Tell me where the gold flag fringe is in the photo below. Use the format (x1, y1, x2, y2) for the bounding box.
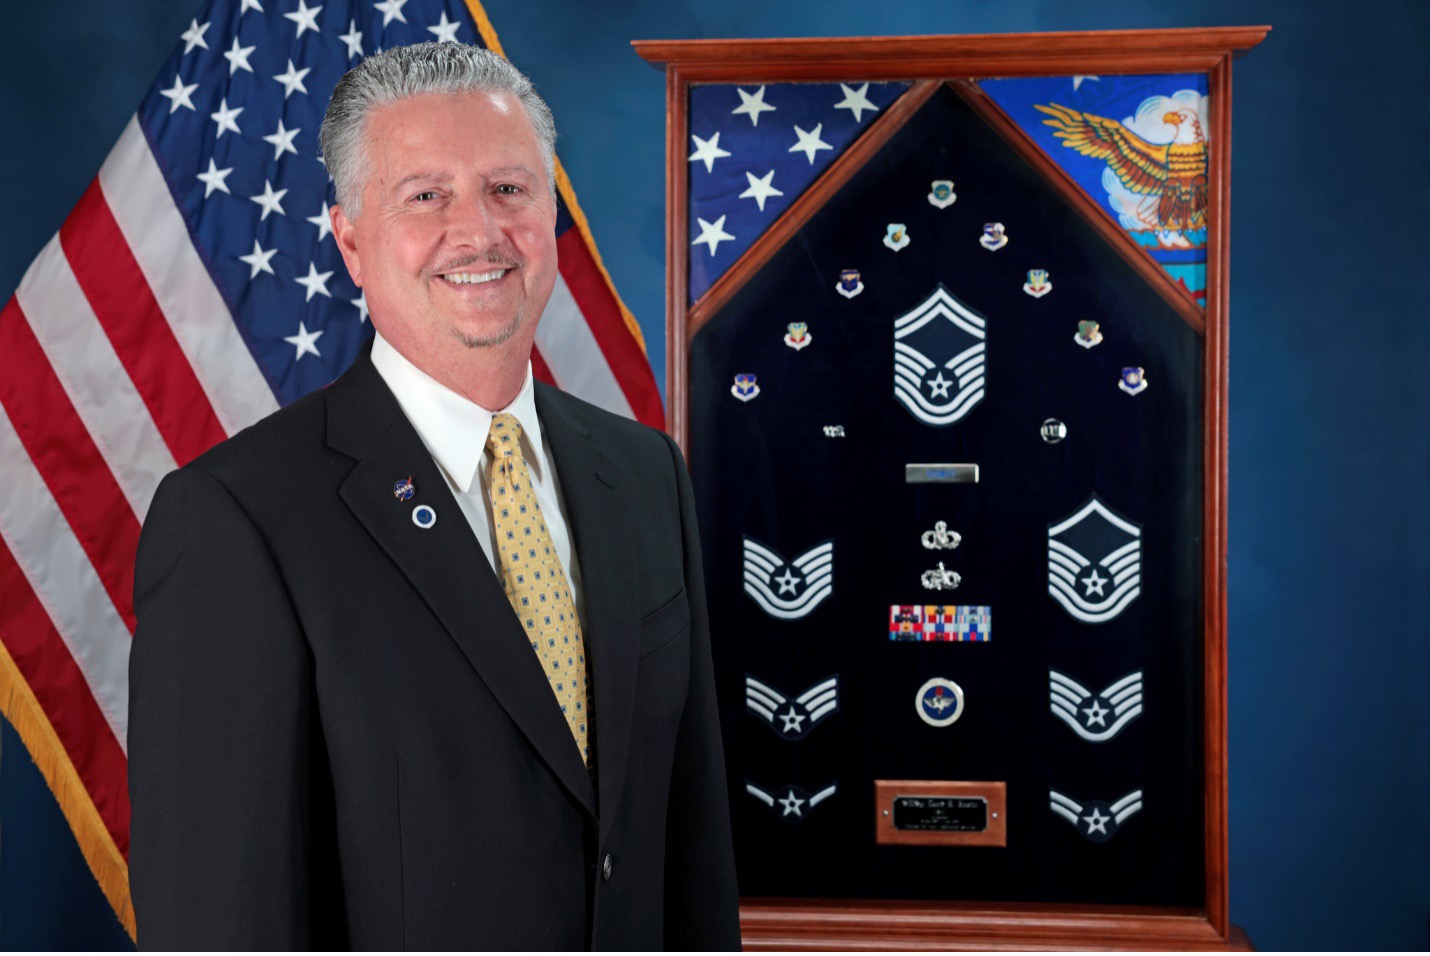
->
(0, 638, 135, 940)
(462, 0, 650, 354)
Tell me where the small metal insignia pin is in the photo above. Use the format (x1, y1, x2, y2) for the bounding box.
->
(393, 476, 416, 501)
(980, 222, 1009, 251)
(927, 179, 957, 209)
(921, 561, 961, 591)
(920, 521, 961, 550)
(1118, 367, 1148, 396)
(731, 373, 761, 402)
(1023, 268, 1052, 297)
(1075, 320, 1103, 348)
(411, 504, 437, 529)
(836, 268, 864, 298)
(883, 223, 911, 252)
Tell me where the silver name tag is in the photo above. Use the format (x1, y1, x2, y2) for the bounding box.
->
(905, 463, 979, 484)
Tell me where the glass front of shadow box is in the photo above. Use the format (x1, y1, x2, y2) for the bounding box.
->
(687, 79, 1208, 907)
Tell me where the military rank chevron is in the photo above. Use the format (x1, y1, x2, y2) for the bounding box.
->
(745, 675, 839, 741)
(1049, 788, 1144, 843)
(1047, 496, 1143, 624)
(1049, 669, 1144, 742)
(893, 285, 987, 427)
(742, 537, 834, 620)
(744, 781, 838, 821)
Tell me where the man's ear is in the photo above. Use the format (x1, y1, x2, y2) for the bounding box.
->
(332, 203, 362, 287)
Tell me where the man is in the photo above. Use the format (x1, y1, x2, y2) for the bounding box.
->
(128, 42, 740, 950)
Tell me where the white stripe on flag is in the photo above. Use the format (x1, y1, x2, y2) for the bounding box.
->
(535, 273, 635, 419)
(15, 235, 176, 520)
(0, 402, 131, 752)
(99, 116, 279, 435)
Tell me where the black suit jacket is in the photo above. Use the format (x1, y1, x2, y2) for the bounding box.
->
(128, 347, 740, 950)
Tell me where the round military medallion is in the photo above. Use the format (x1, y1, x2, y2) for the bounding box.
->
(916, 677, 965, 727)
(1041, 418, 1067, 443)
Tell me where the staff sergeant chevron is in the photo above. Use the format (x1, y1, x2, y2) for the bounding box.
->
(742, 537, 834, 620)
(1049, 669, 1144, 742)
(1049, 788, 1144, 842)
(893, 284, 988, 427)
(744, 780, 838, 820)
(1047, 495, 1142, 624)
(745, 674, 840, 741)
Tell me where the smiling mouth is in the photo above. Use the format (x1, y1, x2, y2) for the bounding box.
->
(439, 268, 510, 286)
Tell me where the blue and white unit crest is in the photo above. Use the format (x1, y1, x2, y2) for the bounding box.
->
(1047, 496, 1142, 624)
(916, 677, 966, 727)
(1049, 789, 1143, 843)
(745, 674, 839, 740)
(1049, 669, 1144, 742)
(893, 284, 988, 427)
(742, 537, 834, 620)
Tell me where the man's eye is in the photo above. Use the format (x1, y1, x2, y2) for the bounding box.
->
(495, 184, 521, 195)
(414, 191, 439, 202)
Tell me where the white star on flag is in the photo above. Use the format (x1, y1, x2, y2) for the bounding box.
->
(250, 180, 289, 220)
(427, 11, 461, 42)
(284, 1, 323, 36)
(159, 74, 198, 113)
(691, 215, 735, 256)
(180, 19, 210, 54)
(295, 263, 335, 301)
(210, 98, 243, 138)
(732, 86, 776, 126)
(1072, 76, 1101, 91)
(284, 321, 324, 360)
(238, 240, 278, 278)
(239, 0, 264, 11)
(833, 82, 879, 123)
(307, 202, 334, 241)
(223, 36, 256, 75)
(688, 132, 731, 174)
(374, 0, 409, 26)
(274, 59, 312, 98)
(738, 170, 783, 212)
(788, 123, 832, 164)
(351, 291, 369, 323)
(339, 20, 363, 58)
(263, 120, 302, 161)
(196, 159, 233, 198)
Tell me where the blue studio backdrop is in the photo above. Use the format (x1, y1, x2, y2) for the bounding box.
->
(0, 0, 1426, 949)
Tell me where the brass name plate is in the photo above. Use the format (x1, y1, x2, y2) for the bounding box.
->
(905, 463, 979, 484)
(875, 780, 1007, 847)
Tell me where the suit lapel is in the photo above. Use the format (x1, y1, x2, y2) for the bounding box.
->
(327, 353, 595, 817)
(536, 386, 640, 838)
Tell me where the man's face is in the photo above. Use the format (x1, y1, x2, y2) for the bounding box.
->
(332, 89, 558, 360)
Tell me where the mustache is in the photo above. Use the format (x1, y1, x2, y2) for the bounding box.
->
(427, 251, 522, 275)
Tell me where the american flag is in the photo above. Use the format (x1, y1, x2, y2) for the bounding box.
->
(0, 0, 662, 936)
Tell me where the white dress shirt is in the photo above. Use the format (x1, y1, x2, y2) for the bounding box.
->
(370, 333, 585, 628)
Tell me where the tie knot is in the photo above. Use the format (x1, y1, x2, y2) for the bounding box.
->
(487, 413, 523, 456)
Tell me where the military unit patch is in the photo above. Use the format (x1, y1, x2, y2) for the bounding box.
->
(888, 605, 991, 642)
(916, 677, 966, 726)
(784, 322, 812, 350)
(883, 222, 911, 252)
(980, 222, 1008, 250)
(1119, 366, 1148, 396)
(927, 179, 957, 208)
(745, 674, 840, 741)
(893, 285, 987, 427)
(1047, 496, 1142, 624)
(1049, 669, 1144, 742)
(745, 780, 838, 820)
(1076, 320, 1103, 348)
(1049, 788, 1143, 842)
(731, 373, 761, 402)
(742, 537, 834, 620)
(1023, 269, 1052, 298)
(836, 268, 864, 298)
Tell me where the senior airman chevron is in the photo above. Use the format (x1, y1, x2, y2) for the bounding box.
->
(744, 674, 839, 741)
(893, 285, 987, 427)
(742, 537, 834, 620)
(744, 781, 838, 820)
(1049, 788, 1144, 843)
(888, 605, 991, 641)
(1049, 669, 1144, 742)
(1047, 496, 1143, 624)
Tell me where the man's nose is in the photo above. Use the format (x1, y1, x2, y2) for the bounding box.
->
(449, 192, 503, 249)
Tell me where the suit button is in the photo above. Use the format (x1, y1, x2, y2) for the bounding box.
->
(602, 854, 613, 881)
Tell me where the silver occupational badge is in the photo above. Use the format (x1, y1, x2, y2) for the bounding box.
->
(893, 285, 987, 427)
(745, 674, 839, 741)
(1049, 789, 1143, 842)
(822, 425, 846, 437)
(921, 521, 961, 550)
(1047, 496, 1142, 624)
(742, 537, 834, 620)
(921, 561, 961, 591)
(745, 781, 838, 820)
(1049, 669, 1144, 742)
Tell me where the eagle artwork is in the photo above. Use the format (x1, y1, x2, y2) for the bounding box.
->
(1035, 100, 1208, 249)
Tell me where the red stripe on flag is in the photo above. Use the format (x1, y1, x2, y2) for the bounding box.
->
(0, 299, 141, 632)
(0, 532, 130, 856)
(59, 179, 228, 465)
(529, 344, 554, 387)
(555, 229, 665, 428)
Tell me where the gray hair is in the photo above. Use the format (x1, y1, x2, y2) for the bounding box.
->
(319, 42, 557, 214)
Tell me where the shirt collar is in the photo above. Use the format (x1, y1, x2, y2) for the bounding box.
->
(370, 332, 545, 493)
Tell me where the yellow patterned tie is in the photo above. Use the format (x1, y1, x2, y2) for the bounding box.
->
(485, 413, 593, 766)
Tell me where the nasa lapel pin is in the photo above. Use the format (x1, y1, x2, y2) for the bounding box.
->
(411, 504, 437, 529)
(927, 179, 957, 209)
(1023, 269, 1052, 298)
(1119, 367, 1148, 396)
(883, 223, 911, 252)
(980, 222, 1008, 251)
(836, 268, 864, 298)
(393, 476, 416, 501)
(1076, 320, 1103, 349)
(731, 373, 761, 402)
(784, 322, 812, 350)
(916, 677, 965, 727)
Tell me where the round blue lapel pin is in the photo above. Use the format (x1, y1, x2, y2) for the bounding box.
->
(411, 504, 436, 529)
(393, 476, 416, 501)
